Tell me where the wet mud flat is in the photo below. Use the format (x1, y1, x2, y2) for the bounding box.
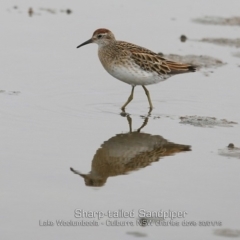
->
(192, 16, 240, 26)
(7, 5, 72, 16)
(0, 90, 20, 95)
(179, 116, 237, 128)
(218, 143, 240, 159)
(200, 38, 240, 48)
(214, 228, 240, 237)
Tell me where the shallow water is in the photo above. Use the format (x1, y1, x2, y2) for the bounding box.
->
(1, 0, 240, 239)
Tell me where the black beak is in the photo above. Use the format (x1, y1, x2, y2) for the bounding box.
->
(77, 39, 92, 48)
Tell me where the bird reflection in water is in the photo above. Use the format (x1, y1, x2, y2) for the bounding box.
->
(70, 115, 191, 187)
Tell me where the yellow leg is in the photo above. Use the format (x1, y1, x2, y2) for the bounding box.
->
(142, 85, 153, 111)
(137, 117, 149, 132)
(126, 115, 132, 132)
(121, 86, 135, 111)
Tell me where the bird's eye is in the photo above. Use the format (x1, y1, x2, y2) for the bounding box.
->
(97, 34, 102, 39)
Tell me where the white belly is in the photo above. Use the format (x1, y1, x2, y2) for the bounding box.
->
(105, 64, 170, 86)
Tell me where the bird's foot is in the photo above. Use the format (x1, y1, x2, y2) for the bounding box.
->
(120, 108, 130, 117)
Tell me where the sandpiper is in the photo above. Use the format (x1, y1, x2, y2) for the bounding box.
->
(77, 28, 196, 111)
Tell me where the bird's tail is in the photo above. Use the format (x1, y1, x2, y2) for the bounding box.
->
(166, 60, 196, 74)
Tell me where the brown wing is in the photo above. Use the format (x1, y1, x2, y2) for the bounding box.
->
(117, 41, 196, 75)
(164, 59, 196, 74)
